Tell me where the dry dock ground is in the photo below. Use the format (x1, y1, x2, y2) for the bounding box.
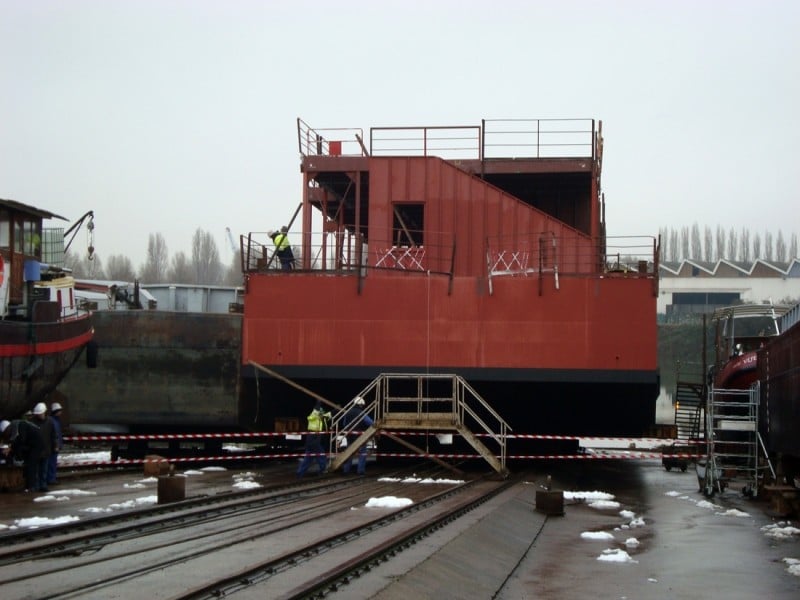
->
(0, 458, 798, 599)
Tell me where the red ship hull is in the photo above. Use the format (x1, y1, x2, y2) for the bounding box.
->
(244, 274, 655, 373)
(1, 314, 93, 417)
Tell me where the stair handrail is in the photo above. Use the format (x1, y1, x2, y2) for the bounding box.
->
(331, 373, 510, 470)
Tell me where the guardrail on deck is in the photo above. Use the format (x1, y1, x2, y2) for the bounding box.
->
(298, 118, 597, 161)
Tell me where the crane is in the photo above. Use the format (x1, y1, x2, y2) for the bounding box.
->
(225, 227, 237, 254)
(64, 210, 95, 260)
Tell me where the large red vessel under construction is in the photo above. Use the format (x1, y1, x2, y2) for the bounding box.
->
(240, 118, 659, 442)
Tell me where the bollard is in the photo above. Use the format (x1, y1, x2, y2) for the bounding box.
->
(0, 466, 25, 492)
(143, 455, 173, 477)
(535, 489, 564, 516)
(157, 474, 186, 504)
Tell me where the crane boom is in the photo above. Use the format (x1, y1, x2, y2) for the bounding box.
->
(225, 227, 237, 253)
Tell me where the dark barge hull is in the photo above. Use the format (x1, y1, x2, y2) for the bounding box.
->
(241, 367, 657, 439)
(58, 310, 242, 431)
(758, 317, 800, 460)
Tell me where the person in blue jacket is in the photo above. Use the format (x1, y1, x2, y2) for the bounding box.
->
(341, 397, 375, 476)
(47, 402, 64, 485)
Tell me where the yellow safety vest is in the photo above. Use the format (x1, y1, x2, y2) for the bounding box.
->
(274, 233, 290, 251)
(307, 409, 329, 432)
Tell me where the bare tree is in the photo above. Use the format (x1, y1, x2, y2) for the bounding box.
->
(763, 230, 774, 261)
(680, 226, 689, 261)
(139, 233, 169, 283)
(669, 229, 679, 261)
(658, 224, 799, 263)
(715, 225, 726, 261)
(726, 227, 738, 261)
(223, 250, 244, 286)
(775, 230, 787, 262)
(66, 250, 105, 279)
(168, 251, 194, 283)
(690, 223, 701, 259)
(105, 254, 136, 281)
(740, 227, 751, 262)
(658, 227, 668, 262)
(190, 228, 223, 285)
(703, 225, 713, 261)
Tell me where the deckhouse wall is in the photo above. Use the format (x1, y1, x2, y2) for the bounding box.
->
(366, 156, 595, 277)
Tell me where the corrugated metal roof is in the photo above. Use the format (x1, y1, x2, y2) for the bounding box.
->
(0, 198, 67, 221)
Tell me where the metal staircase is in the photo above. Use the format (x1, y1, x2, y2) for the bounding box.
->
(700, 383, 774, 498)
(328, 373, 510, 476)
(674, 380, 705, 443)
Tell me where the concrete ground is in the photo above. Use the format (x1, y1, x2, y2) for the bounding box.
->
(0, 459, 798, 599)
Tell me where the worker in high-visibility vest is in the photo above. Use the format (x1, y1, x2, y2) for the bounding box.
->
(297, 402, 331, 477)
(269, 226, 295, 270)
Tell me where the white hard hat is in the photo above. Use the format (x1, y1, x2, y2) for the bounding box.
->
(51, 402, 63, 413)
(0, 420, 9, 434)
(33, 402, 47, 415)
(353, 396, 365, 406)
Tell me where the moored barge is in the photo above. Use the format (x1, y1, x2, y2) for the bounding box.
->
(239, 118, 660, 439)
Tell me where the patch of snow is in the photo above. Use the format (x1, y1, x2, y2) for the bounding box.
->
(597, 548, 638, 564)
(15, 515, 80, 529)
(365, 496, 413, 508)
(233, 480, 261, 489)
(581, 531, 615, 541)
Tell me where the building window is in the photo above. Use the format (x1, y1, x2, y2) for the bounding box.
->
(392, 203, 424, 246)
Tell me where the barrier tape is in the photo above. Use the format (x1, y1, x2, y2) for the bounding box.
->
(60, 450, 700, 468)
(64, 431, 679, 444)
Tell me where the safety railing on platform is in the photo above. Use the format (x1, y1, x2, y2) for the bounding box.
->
(242, 230, 455, 276)
(298, 118, 597, 161)
(482, 118, 596, 159)
(242, 229, 657, 286)
(370, 125, 481, 159)
(297, 117, 365, 157)
(486, 233, 657, 285)
(604, 236, 659, 275)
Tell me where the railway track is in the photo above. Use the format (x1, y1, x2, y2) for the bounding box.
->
(0, 466, 518, 599)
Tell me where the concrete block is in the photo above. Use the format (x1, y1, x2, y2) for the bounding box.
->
(157, 475, 186, 504)
(0, 466, 25, 492)
(535, 489, 564, 516)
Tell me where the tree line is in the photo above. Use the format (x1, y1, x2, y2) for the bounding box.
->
(67, 229, 243, 286)
(659, 225, 799, 263)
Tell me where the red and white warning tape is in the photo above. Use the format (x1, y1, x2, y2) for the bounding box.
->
(61, 450, 699, 468)
(64, 431, 677, 443)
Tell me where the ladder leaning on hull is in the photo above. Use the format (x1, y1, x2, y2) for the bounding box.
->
(328, 373, 511, 477)
(699, 383, 775, 498)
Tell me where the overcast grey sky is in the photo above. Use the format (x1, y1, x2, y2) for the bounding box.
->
(2, 0, 798, 268)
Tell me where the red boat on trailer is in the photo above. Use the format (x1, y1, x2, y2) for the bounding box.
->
(239, 118, 659, 444)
